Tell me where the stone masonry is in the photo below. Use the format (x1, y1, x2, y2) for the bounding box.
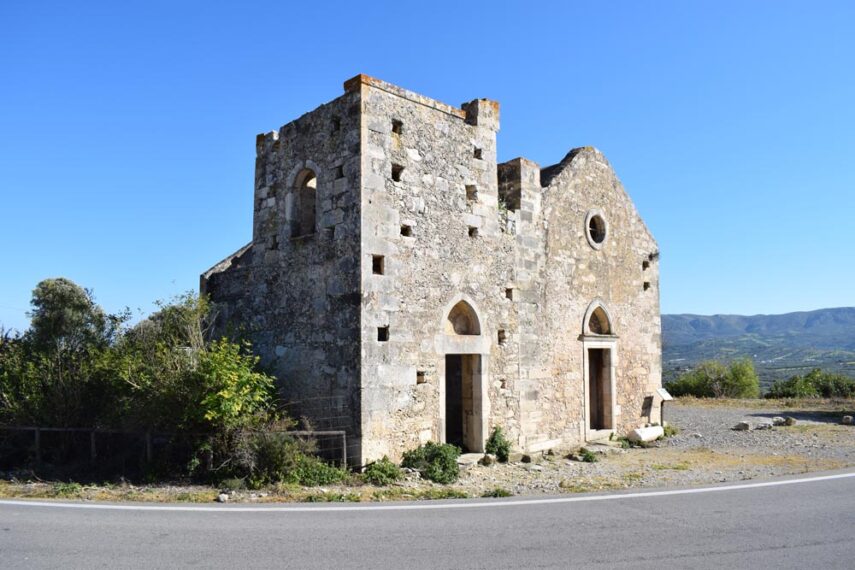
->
(202, 75, 662, 466)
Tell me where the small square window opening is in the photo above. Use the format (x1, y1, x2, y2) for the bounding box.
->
(377, 327, 389, 342)
(466, 185, 478, 202)
(391, 164, 404, 182)
(372, 255, 385, 275)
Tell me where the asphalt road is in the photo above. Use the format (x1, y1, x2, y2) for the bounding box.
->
(2, 471, 854, 569)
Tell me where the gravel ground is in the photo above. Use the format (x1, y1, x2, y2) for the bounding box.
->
(443, 400, 855, 497)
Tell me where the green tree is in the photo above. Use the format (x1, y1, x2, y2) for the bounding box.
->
(28, 278, 118, 354)
(665, 358, 760, 399)
(0, 278, 124, 426)
(723, 358, 760, 398)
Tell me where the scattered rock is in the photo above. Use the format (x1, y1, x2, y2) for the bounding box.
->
(216, 493, 229, 503)
(784, 417, 797, 426)
(507, 452, 524, 463)
(521, 454, 535, 463)
(772, 416, 786, 426)
(842, 416, 853, 425)
(691, 433, 703, 438)
(755, 422, 773, 430)
(479, 454, 496, 466)
(732, 421, 751, 431)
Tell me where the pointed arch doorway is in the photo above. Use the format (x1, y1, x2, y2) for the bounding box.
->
(436, 297, 490, 452)
(581, 301, 619, 440)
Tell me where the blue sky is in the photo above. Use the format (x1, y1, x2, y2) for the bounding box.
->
(1, 0, 853, 331)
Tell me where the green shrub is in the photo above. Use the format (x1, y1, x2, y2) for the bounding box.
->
(765, 369, 855, 399)
(665, 359, 760, 398)
(662, 424, 680, 438)
(579, 448, 598, 463)
(363, 456, 402, 486)
(228, 431, 346, 488)
(401, 441, 461, 484)
(485, 426, 511, 462)
(220, 477, 245, 491)
(292, 455, 348, 486)
(52, 482, 83, 497)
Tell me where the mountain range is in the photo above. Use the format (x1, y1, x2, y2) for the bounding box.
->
(661, 307, 855, 388)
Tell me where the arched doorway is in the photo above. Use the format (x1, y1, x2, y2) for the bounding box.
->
(437, 298, 489, 452)
(581, 301, 618, 438)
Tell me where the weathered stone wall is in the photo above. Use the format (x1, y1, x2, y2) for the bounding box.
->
(354, 76, 522, 461)
(538, 147, 661, 444)
(202, 90, 365, 462)
(204, 75, 661, 466)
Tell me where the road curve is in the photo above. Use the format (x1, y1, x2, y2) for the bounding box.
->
(2, 470, 854, 569)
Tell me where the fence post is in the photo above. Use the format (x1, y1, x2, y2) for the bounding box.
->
(341, 432, 347, 468)
(90, 430, 97, 461)
(145, 432, 152, 463)
(34, 428, 41, 463)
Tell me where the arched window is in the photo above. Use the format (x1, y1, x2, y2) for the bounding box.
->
(583, 301, 614, 336)
(445, 301, 481, 336)
(588, 307, 610, 334)
(292, 169, 317, 238)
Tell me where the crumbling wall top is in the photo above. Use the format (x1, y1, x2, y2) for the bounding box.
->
(344, 73, 472, 120)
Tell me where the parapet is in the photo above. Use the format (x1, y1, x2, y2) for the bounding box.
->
(344, 74, 499, 130)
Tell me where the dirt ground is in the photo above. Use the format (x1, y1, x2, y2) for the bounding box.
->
(2, 399, 854, 503)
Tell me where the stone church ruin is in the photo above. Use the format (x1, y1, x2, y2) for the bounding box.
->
(202, 75, 662, 465)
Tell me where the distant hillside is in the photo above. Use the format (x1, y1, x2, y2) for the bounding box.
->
(662, 307, 855, 388)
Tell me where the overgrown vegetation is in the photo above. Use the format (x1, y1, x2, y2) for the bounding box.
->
(665, 358, 760, 398)
(662, 424, 680, 438)
(362, 456, 402, 486)
(485, 426, 511, 462)
(0, 277, 345, 487)
(401, 442, 461, 484)
(579, 447, 598, 463)
(765, 368, 855, 399)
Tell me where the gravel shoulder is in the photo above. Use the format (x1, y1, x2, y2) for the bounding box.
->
(2, 399, 854, 503)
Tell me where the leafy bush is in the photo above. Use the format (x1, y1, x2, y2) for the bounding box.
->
(291, 455, 348, 486)
(665, 359, 760, 398)
(363, 456, 402, 486)
(766, 369, 855, 399)
(225, 430, 346, 488)
(579, 448, 598, 463)
(662, 424, 680, 438)
(485, 426, 511, 462)
(401, 441, 461, 484)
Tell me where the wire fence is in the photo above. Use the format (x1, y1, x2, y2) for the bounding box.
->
(0, 426, 347, 481)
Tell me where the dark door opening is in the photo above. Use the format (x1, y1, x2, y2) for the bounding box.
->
(445, 354, 482, 452)
(445, 355, 464, 448)
(588, 348, 613, 430)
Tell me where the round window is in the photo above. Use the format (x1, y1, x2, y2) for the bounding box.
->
(585, 209, 608, 249)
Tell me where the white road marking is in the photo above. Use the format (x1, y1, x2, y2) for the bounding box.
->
(1, 471, 853, 513)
